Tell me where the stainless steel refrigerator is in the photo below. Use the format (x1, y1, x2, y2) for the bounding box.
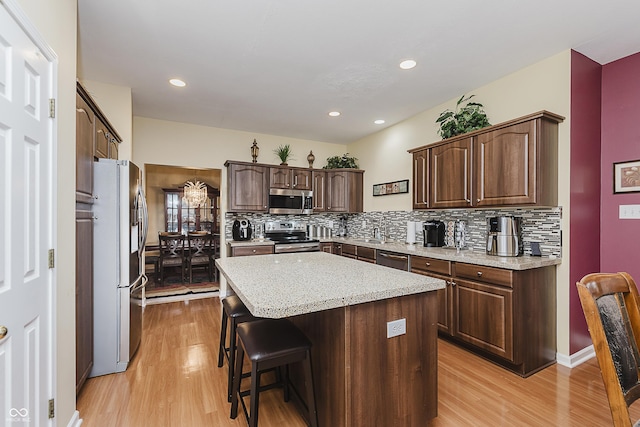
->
(91, 159, 148, 377)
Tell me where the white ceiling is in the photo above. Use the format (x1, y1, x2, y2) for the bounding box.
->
(77, 0, 640, 144)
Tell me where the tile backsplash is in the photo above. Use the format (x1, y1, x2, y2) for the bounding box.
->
(225, 207, 562, 258)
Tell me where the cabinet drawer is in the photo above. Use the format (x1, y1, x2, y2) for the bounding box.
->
(455, 263, 513, 288)
(231, 245, 274, 257)
(411, 255, 451, 276)
(342, 244, 357, 257)
(356, 246, 375, 262)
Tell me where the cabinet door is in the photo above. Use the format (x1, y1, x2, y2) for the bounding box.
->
(270, 167, 291, 188)
(431, 138, 472, 208)
(95, 118, 109, 159)
(312, 171, 326, 211)
(320, 242, 333, 254)
(453, 278, 514, 361)
(76, 93, 95, 203)
(109, 138, 119, 159)
(76, 208, 93, 392)
(291, 169, 311, 190)
(333, 243, 343, 255)
(227, 163, 269, 212)
(412, 149, 429, 209)
(474, 120, 537, 206)
(326, 171, 348, 212)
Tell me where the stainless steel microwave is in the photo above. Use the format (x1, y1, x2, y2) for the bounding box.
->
(268, 188, 313, 215)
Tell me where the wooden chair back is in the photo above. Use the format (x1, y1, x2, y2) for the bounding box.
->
(576, 272, 640, 427)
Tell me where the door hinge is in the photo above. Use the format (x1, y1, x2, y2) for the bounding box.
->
(48, 249, 55, 269)
(48, 399, 55, 419)
(49, 98, 55, 118)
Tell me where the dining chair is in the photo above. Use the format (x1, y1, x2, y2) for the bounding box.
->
(187, 232, 216, 283)
(576, 272, 640, 427)
(158, 232, 186, 285)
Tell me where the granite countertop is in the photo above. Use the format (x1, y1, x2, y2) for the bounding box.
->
(215, 252, 445, 318)
(226, 237, 561, 270)
(325, 238, 561, 271)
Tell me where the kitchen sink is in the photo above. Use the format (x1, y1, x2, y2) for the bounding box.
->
(353, 238, 385, 244)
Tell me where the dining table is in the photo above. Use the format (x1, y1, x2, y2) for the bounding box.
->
(216, 251, 445, 427)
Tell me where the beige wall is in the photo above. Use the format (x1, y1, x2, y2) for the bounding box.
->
(13, 0, 78, 423)
(348, 51, 572, 354)
(79, 79, 133, 160)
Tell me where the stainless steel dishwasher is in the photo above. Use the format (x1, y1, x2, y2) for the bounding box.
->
(376, 250, 410, 271)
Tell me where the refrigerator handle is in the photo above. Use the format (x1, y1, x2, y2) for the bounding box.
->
(139, 187, 149, 250)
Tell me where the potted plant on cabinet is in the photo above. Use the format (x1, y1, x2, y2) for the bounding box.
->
(436, 94, 491, 139)
(323, 153, 359, 169)
(274, 144, 293, 165)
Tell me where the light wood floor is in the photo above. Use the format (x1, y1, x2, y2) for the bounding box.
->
(77, 297, 640, 426)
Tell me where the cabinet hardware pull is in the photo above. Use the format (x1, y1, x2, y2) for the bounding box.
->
(425, 262, 431, 266)
(451, 281, 456, 286)
(252, 249, 256, 253)
(380, 253, 407, 260)
(477, 271, 483, 277)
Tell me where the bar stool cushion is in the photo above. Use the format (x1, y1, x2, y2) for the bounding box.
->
(238, 319, 311, 363)
(223, 295, 253, 320)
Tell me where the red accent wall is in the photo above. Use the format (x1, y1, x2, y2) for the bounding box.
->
(569, 51, 602, 353)
(601, 53, 640, 281)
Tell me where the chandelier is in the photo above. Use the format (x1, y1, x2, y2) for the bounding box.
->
(182, 180, 207, 207)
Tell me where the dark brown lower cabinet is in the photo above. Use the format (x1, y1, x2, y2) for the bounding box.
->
(76, 207, 93, 393)
(412, 255, 556, 377)
(320, 242, 333, 253)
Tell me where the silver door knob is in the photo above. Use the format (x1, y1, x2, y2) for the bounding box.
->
(0, 325, 7, 339)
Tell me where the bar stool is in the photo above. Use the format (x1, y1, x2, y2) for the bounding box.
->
(217, 295, 256, 402)
(230, 318, 318, 427)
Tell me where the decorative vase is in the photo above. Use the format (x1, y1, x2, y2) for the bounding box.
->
(307, 150, 315, 168)
(280, 162, 288, 166)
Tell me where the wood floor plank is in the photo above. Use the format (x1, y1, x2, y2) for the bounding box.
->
(76, 297, 640, 426)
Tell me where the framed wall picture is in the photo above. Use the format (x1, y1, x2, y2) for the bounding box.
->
(373, 179, 409, 196)
(614, 160, 640, 194)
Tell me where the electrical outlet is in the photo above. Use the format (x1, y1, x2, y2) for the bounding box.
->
(328, 220, 334, 228)
(362, 220, 366, 228)
(387, 318, 406, 338)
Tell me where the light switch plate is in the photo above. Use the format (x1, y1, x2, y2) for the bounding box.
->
(619, 204, 640, 219)
(387, 318, 406, 338)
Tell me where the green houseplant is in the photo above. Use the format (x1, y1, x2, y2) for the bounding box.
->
(323, 153, 359, 169)
(436, 94, 491, 139)
(273, 144, 293, 165)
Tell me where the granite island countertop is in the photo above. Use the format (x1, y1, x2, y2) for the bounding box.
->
(215, 251, 445, 318)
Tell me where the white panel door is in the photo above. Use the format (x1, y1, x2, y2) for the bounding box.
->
(0, 3, 55, 425)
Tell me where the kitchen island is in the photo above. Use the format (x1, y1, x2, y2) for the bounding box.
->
(216, 252, 445, 427)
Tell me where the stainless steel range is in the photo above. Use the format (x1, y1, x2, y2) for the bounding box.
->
(264, 221, 321, 253)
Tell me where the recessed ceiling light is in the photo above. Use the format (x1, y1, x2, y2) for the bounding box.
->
(328, 111, 341, 117)
(374, 119, 385, 125)
(399, 59, 417, 70)
(169, 78, 186, 87)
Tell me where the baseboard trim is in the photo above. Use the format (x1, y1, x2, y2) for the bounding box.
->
(556, 345, 595, 368)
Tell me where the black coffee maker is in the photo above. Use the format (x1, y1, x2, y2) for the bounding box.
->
(232, 218, 252, 241)
(423, 221, 445, 247)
